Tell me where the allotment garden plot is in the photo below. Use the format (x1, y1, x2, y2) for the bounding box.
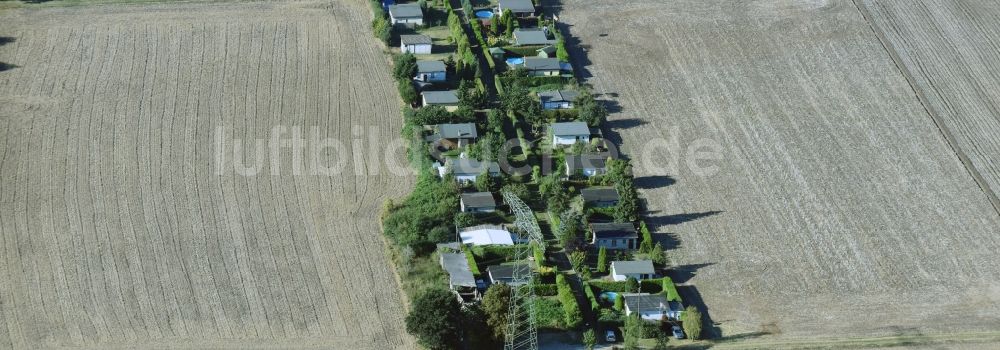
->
(559, 0, 1000, 342)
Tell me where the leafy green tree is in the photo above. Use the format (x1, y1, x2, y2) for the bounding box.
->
(569, 250, 587, 272)
(372, 16, 391, 44)
(682, 306, 703, 340)
(454, 212, 477, 228)
(623, 314, 642, 350)
(625, 276, 639, 292)
(487, 109, 506, 133)
(482, 284, 513, 343)
(499, 83, 534, 114)
(405, 288, 463, 350)
(382, 172, 460, 253)
(475, 170, 497, 192)
(427, 225, 452, 243)
(575, 91, 608, 127)
(453, 105, 476, 122)
(398, 79, 419, 106)
(457, 79, 487, 109)
(638, 221, 653, 253)
(503, 9, 514, 37)
(462, 304, 496, 349)
(524, 104, 547, 135)
(649, 242, 666, 265)
(613, 294, 624, 311)
(502, 182, 530, 201)
(614, 181, 639, 223)
(596, 246, 608, 273)
(407, 105, 453, 125)
(582, 329, 596, 350)
(653, 333, 670, 350)
(393, 53, 418, 80)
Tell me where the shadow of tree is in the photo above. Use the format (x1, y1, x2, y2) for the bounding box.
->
(675, 284, 723, 339)
(635, 175, 676, 189)
(668, 263, 714, 284)
(0, 62, 17, 72)
(648, 211, 723, 227)
(0, 37, 15, 46)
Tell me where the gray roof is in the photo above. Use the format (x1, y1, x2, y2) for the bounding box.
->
(422, 90, 460, 105)
(400, 34, 433, 46)
(447, 158, 501, 176)
(487, 264, 531, 283)
(551, 122, 589, 137)
(416, 60, 446, 73)
(551, 121, 590, 136)
(567, 154, 608, 171)
(592, 222, 637, 239)
(437, 123, 478, 139)
(581, 187, 619, 202)
(389, 3, 423, 18)
(537, 45, 556, 55)
(539, 90, 579, 104)
(621, 293, 670, 313)
(611, 260, 655, 275)
(523, 57, 562, 71)
(513, 29, 554, 46)
(499, 0, 535, 13)
(461, 192, 496, 208)
(440, 252, 476, 287)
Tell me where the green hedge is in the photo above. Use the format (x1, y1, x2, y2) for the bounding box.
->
(532, 298, 565, 329)
(501, 45, 544, 57)
(555, 274, 583, 329)
(639, 279, 662, 294)
(533, 243, 546, 267)
(464, 249, 481, 276)
(533, 284, 558, 297)
(583, 282, 600, 312)
(661, 276, 682, 302)
(588, 280, 631, 293)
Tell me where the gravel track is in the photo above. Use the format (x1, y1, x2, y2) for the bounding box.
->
(558, 0, 1000, 341)
(0, 1, 412, 349)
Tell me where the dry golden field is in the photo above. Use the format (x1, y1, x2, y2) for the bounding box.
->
(0, 1, 413, 348)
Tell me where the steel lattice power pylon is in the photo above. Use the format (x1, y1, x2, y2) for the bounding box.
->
(500, 190, 545, 350)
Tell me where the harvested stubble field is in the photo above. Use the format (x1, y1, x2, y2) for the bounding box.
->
(0, 1, 412, 349)
(559, 0, 1000, 345)
(860, 0, 1000, 213)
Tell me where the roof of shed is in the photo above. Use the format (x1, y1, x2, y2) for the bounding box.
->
(416, 60, 446, 73)
(440, 252, 476, 287)
(551, 121, 590, 136)
(567, 154, 608, 171)
(400, 34, 433, 45)
(581, 187, 619, 202)
(523, 57, 562, 71)
(539, 90, 579, 104)
(611, 260, 655, 275)
(389, 3, 423, 18)
(591, 222, 638, 239)
(437, 123, 478, 139)
(422, 90, 460, 105)
(461, 192, 496, 208)
(514, 29, 555, 46)
(499, 0, 535, 12)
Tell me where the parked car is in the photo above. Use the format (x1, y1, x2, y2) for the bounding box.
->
(672, 325, 685, 339)
(605, 329, 616, 342)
